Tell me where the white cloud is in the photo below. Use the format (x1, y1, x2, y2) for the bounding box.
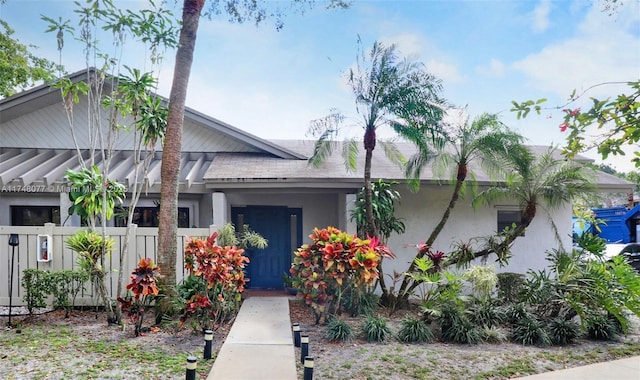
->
(512, 1, 640, 99)
(476, 59, 506, 78)
(426, 59, 465, 84)
(532, 0, 553, 33)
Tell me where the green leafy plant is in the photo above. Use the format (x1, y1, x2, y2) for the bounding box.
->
(361, 315, 392, 343)
(117, 258, 161, 336)
(585, 313, 618, 341)
(216, 223, 268, 249)
(341, 285, 379, 317)
(290, 226, 393, 324)
(49, 270, 89, 317)
(439, 303, 481, 344)
(470, 299, 504, 328)
(66, 230, 115, 321)
(479, 326, 508, 343)
(547, 317, 580, 346)
(511, 318, 550, 346)
(326, 318, 353, 342)
(504, 303, 534, 326)
(65, 165, 126, 227)
(21, 269, 52, 315)
(463, 266, 498, 300)
(496, 272, 525, 304)
(397, 316, 434, 343)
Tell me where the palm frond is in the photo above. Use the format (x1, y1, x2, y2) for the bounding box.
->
(379, 140, 406, 169)
(342, 138, 359, 172)
(308, 137, 337, 168)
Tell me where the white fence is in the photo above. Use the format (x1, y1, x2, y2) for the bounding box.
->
(0, 223, 216, 306)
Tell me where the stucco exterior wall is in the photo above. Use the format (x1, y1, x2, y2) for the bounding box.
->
(384, 186, 573, 277)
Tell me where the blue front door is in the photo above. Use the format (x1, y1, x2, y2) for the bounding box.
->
(238, 206, 291, 289)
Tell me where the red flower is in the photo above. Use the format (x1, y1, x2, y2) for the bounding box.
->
(559, 122, 569, 132)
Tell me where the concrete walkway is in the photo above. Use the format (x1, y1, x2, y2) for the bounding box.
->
(516, 355, 640, 380)
(207, 296, 296, 380)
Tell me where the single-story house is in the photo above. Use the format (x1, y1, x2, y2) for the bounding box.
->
(0, 70, 634, 293)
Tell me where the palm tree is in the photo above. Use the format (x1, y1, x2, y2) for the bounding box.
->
(308, 40, 445, 238)
(448, 146, 596, 267)
(157, 0, 349, 290)
(392, 111, 528, 304)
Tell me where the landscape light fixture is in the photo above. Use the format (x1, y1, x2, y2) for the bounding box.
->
(8, 234, 19, 328)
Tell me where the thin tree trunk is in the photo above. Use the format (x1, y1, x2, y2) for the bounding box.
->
(157, 0, 204, 289)
(395, 163, 467, 304)
(446, 202, 536, 266)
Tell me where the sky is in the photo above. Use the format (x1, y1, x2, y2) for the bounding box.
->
(1, 0, 639, 173)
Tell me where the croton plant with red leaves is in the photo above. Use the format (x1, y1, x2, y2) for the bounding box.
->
(117, 257, 162, 336)
(290, 226, 394, 324)
(180, 232, 249, 331)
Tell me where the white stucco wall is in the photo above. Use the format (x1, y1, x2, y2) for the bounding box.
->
(384, 186, 573, 277)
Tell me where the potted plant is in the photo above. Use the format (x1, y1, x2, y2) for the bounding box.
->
(283, 273, 297, 295)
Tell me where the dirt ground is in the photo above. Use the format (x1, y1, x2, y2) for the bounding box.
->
(1, 299, 639, 380)
(288, 298, 640, 380)
(0, 308, 230, 379)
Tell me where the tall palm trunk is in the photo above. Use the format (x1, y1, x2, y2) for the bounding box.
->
(157, 0, 204, 289)
(363, 128, 378, 238)
(396, 162, 468, 303)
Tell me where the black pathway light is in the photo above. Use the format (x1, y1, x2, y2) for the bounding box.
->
(7, 234, 19, 328)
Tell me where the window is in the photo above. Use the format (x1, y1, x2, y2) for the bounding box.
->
(497, 210, 524, 236)
(115, 207, 190, 228)
(11, 206, 60, 226)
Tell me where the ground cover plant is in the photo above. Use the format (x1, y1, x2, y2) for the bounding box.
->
(291, 228, 640, 379)
(291, 299, 640, 380)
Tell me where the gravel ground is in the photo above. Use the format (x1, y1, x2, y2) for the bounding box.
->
(0, 308, 230, 379)
(1, 300, 638, 380)
(289, 299, 640, 380)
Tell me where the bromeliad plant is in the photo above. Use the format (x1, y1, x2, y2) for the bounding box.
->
(117, 258, 161, 336)
(290, 226, 394, 324)
(180, 232, 250, 331)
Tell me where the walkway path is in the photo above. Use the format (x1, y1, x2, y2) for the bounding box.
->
(207, 296, 297, 380)
(516, 355, 639, 380)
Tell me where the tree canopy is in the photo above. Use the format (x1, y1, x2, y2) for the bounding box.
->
(0, 19, 59, 98)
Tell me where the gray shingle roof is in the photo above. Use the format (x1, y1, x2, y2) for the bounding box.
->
(203, 139, 634, 191)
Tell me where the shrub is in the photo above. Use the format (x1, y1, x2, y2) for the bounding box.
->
(511, 318, 550, 346)
(504, 303, 533, 326)
(547, 318, 580, 345)
(48, 270, 88, 318)
(496, 272, 525, 304)
(585, 314, 618, 341)
(342, 286, 379, 317)
(117, 258, 161, 336)
(464, 266, 498, 299)
(289, 226, 392, 324)
(180, 232, 249, 331)
(326, 318, 353, 342)
(22, 269, 88, 317)
(361, 315, 392, 343)
(439, 303, 480, 344)
(479, 326, 508, 343)
(21, 269, 51, 314)
(397, 316, 434, 343)
(470, 299, 504, 328)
